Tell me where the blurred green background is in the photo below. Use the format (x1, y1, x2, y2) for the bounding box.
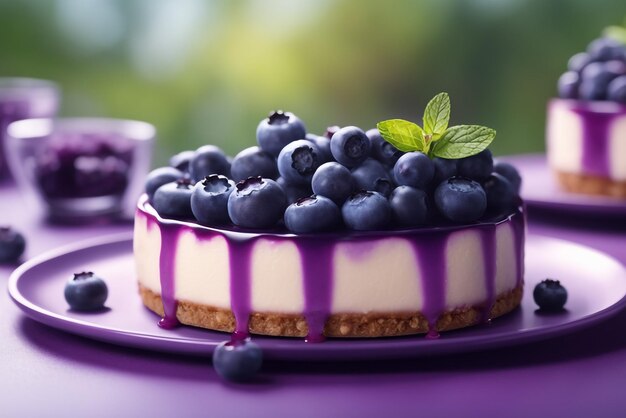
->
(1, 0, 624, 165)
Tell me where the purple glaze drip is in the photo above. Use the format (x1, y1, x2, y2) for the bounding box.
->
(511, 209, 526, 287)
(227, 238, 254, 338)
(413, 233, 448, 339)
(572, 107, 613, 177)
(157, 223, 180, 329)
(299, 238, 335, 343)
(478, 226, 497, 323)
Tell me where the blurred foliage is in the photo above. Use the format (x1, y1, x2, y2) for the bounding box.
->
(0, 0, 624, 165)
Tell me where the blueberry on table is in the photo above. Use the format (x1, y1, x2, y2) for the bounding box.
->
(227, 177, 287, 229)
(256, 110, 306, 157)
(389, 186, 430, 228)
(367, 128, 403, 167)
(533, 279, 567, 312)
(64, 272, 108, 311)
(393, 151, 435, 190)
(493, 160, 522, 193)
(0, 227, 26, 263)
(557, 71, 580, 99)
(277, 140, 321, 186)
(330, 126, 371, 168)
(434, 177, 487, 223)
(311, 162, 356, 205)
(456, 149, 493, 182)
(145, 167, 185, 200)
(483, 173, 517, 217)
(276, 176, 312, 205)
(230, 146, 278, 183)
(169, 150, 196, 173)
(191, 175, 236, 225)
(608, 76, 626, 104)
(284, 195, 340, 234)
(153, 178, 195, 219)
(341, 191, 391, 231)
(189, 145, 231, 182)
(212, 338, 263, 382)
(432, 157, 458, 189)
(352, 158, 395, 198)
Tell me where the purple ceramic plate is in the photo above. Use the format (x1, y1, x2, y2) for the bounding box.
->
(8, 232, 626, 361)
(500, 154, 626, 217)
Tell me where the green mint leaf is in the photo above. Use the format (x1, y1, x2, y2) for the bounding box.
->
(376, 119, 425, 152)
(423, 92, 450, 135)
(431, 125, 495, 159)
(603, 26, 626, 44)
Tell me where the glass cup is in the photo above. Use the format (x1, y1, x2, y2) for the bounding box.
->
(6, 118, 155, 222)
(0, 78, 60, 180)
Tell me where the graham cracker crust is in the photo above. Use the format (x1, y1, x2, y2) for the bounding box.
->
(556, 171, 626, 198)
(139, 284, 523, 338)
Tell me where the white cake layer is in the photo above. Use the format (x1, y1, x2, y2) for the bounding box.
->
(134, 214, 520, 314)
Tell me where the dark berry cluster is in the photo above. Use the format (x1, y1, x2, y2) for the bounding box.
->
(145, 111, 521, 233)
(558, 37, 626, 103)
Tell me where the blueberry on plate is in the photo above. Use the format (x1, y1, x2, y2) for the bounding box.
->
(169, 150, 196, 173)
(305, 133, 333, 164)
(557, 71, 580, 99)
(64, 271, 108, 311)
(330, 126, 371, 168)
(389, 186, 429, 227)
(311, 162, 356, 205)
(456, 149, 493, 182)
(483, 173, 517, 217)
(432, 157, 458, 188)
(352, 158, 395, 197)
(0, 227, 26, 263)
(153, 178, 195, 219)
(533, 279, 567, 311)
(276, 177, 312, 205)
(341, 191, 391, 231)
(189, 145, 231, 182)
(277, 140, 321, 186)
(366, 128, 403, 167)
(393, 151, 434, 189)
(284, 195, 340, 233)
(212, 338, 263, 382)
(228, 177, 287, 229)
(256, 110, 306, 157)
(493, 160, 522, 193)
(191, 175, 236, 225)
(230, 146, 278, 182)
(145, 167, 185, 200)
(434, 177, 486, 223)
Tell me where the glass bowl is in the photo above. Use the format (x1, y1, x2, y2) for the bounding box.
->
(0, 78, 60, 179)
(6, 118, 155, 222)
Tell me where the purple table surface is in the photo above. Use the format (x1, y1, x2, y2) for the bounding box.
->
(2, 180, 626, 418)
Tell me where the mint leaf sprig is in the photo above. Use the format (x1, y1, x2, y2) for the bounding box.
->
(603, 17, 626, 44)
(376, 92, 496, 160)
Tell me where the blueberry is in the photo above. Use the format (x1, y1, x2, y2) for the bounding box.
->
(212, 338, 263, 382)
(493, 160, 522, 193)
(587, 37, 625, 61)
(230, 146, 278, 182)
(393, 152, 434, 189)
(227, 177, 287, 229)
(305, 134, 333, 164)
(145, 167, 185, 200)
(276, 176, 313, 205)
(351, 158, 394, 197)
(341, 191, 391, 231)
(284, 195, 340, 233)
(189, 145, 231, 182)
(323, 125, 340, 139)
(567, 52, 592, 73)
(580, 61, 626, 100)
(191, 175, 236, 225)
(64, 271, 108, 311)
(434, 177, 487, 223)
(432, 157, 458, 188)
(608, 75, 626, 104)
(389, 186, 429, 228)
(0, 227, 26, 263)
(366, 128, 403, 167)
(277, 140, 320, 186)
(153, 178, 195, 219)
(533, 279, 567, 311)
(311, 162, 356, 205)
(483, 173, 517, 217)
(557, 71, 580, 99)
(169, 150, 196, 173)
(456, 149, 493, 182)
(256, 110, 306, 157)
(330, 126, 371, 168)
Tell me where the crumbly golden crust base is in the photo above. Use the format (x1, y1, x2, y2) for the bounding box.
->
(139, 284, 523, 338)
(556, 171, 626, 198)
